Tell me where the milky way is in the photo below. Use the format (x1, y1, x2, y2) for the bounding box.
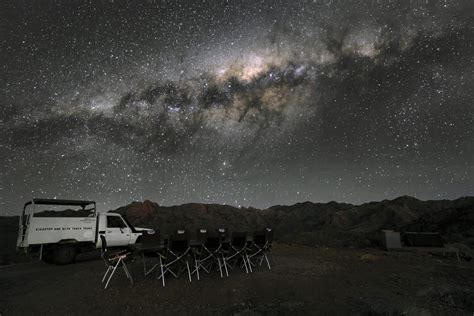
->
(1, 0, 473, 214)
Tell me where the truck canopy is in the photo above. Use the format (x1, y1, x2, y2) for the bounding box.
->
(24, 198, 95, 207)
(22, 198, 97, 220)
(18, 198, 99, 250)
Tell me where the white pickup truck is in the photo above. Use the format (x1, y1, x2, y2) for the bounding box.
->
(17, 198, 150, 264)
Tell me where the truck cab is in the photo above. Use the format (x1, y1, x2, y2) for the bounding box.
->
(17, 198, 148, 264)
(97, 212, 139, 247)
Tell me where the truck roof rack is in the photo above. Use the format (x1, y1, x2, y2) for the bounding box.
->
(25, 198, 96, 207)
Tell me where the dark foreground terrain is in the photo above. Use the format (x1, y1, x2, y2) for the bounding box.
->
(1, 244, 473, 315)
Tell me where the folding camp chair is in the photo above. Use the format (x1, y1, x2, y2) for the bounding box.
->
(157, 229, 192, 287)
(247, 228, 273, 270)
(221, 231, 250, 276)
(100, 235, 133, 289)
(217, 228, 229, 247)
(140, 230, 166, 277)
(192, 229, 224, 280)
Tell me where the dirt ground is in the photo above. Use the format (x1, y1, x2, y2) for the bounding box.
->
(1, 244, 473, 315)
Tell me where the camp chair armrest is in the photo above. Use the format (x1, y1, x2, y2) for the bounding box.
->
(110, 252, 131, 261)
(110, 249, 128, 256)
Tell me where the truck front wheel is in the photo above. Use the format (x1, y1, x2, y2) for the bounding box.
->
(52, 245, 77, 265)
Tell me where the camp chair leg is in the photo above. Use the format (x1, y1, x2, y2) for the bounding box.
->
(160, 256, 166, 287)
(248, 257, 256, 268)
(102, 266, 112, 283)
(201, 264, 209, 273)
(122, 263, 130, 279)
(200, 260, 211, 274)
(142, 253, 146, 276)
(194, 254, 200, 281)
(186, 260, 192, 282)
(242, 256, 249, 274)
(173, 269, 179, 278)
(168, 267, 178, 278)
(158, 264, 177, 282)
(103, 257, 109, 267)
(191, 259, 208, 280)
(222, 257, 229, 277)
(145, 262, 160, 276)
(264, 254, 271, 270)
(240, 257, 249, 272)
(142, 252, 154, 276)
(200, 260, 210, 273)
(246, 254, 253, 273)
(122, 261, 133, 285)
(104, 258, 121, 289)
(217, 257, 223, 278)
(104, 266, 116, 289)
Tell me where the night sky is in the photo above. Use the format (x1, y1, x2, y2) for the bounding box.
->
(1, 0, 473, 214)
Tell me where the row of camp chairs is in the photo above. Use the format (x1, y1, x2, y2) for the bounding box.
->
(141, 228, 274, 287)
(100, 228, 273, 289)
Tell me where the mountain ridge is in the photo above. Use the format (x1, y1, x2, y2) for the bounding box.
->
(110, 196, 474, 248)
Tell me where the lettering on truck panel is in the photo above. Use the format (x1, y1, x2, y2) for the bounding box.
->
(35, 227, 94, 231)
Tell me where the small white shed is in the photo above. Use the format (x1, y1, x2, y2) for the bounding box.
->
(382, 230, 402, 249)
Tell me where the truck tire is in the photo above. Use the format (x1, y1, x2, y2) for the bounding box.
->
(52, 245, 77, 265)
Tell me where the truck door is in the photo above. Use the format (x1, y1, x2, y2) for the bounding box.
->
(105, 214, 131, 247)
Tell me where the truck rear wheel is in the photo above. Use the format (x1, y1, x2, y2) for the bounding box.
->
(52, 245, 77, 265)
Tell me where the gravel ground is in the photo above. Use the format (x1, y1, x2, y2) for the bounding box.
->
(1, 243, 473, 315)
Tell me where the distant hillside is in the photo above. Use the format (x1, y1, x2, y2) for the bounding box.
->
(113, 201, 267, 235)
(112, 196, 474, 248)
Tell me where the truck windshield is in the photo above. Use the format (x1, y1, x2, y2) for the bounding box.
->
(121, 217, 138, 233)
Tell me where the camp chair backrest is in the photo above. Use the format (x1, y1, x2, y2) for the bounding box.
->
(231, 232, 248, 248)
(100, 234, 112, 262)
(265, 228, 274, 243)
(141, 231, 161, 248)
(253, 231, 266, 246)
(100, 234, 108, 254)
(196, 229, 208, 243)
(170, 230, 190, 251)
(205, 232, 221, 250)
(217, 228, 229, 241)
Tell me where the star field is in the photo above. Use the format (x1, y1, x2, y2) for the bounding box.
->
(1, 0, 473, 214)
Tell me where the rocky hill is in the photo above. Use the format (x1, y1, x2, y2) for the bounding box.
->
(112, 196, 474, 248)
(113, 200, 268, 235)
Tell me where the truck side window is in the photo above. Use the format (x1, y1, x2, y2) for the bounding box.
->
(107, 216, 126, 228)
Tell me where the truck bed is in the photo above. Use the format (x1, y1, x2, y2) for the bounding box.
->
(23, 216, 97, 246)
